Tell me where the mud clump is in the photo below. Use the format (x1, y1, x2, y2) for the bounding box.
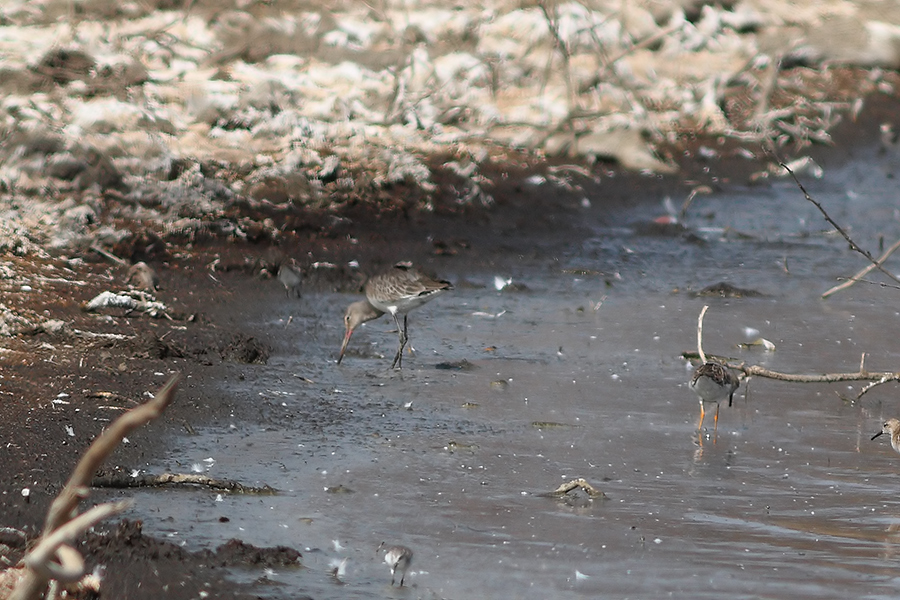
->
(221, 333, 270, 364)
(202, 539, 302, 569)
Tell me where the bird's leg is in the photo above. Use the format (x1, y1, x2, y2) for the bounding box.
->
(697, 402, 705, 431)
(402, 315, 410, 355)
(390, 313, 405, 369)
(713, 403, 720, 444)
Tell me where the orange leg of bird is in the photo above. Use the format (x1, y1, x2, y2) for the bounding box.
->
(697, 403, 705, 431)
(712, 403, 721, 444)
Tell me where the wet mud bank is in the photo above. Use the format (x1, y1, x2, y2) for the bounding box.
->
(3, 94, 900, 598)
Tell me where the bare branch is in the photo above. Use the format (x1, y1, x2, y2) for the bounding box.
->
(822, 237, 900, 298)
(697, 305, 709, 363)
(9, 375, 181, 600)
(725, 361, 899, 384)
(92, 472, 276, 494)
(537, 2, 575, 111)
(854, 375, 893, 401)
(835, 277, 900, 291)
(23, 501, 133, 583)
(781, 162, 900, 288)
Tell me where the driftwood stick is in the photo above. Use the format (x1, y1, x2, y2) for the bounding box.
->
(540, 478, 606, 499)
(92, 472, 276, 495)
(855, 375, 893, 400)
(781, 163, 900, 287)
(697, 305, 709, 364)
(725, 362, 899, 384)
(822, 237, 900, 299)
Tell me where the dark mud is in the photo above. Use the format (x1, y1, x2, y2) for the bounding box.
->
(2, 92, 900, 598)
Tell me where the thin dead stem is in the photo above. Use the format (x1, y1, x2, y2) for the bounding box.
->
(538, 2, 575, 111)
(822, 237, 900, 298)
(781, 162, 900, 288)
(696, 305, 709, 364)
(9, 375, 181, 600)
(724, 361, 899, 388)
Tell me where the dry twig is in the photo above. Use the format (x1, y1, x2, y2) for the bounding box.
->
(720, 357, 900, 401)
(781, 162, 900, 288)
(697, 305, 709, 364)
(537, 2, 575, 111)
(540, 478, 606, 499)
(92, 472, 276, 494)
(822, 238, 900, 299)
(8, 375, 181, 600)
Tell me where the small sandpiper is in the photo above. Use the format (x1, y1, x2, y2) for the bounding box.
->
(338, 262, 452, 369)
(872, 418, 900, 453)
(689, 361, 739, 432)
(277, 260, 303, 299)
(377, 542, 413, 587)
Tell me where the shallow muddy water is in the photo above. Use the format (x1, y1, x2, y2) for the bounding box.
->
(125, 145, 900, 599)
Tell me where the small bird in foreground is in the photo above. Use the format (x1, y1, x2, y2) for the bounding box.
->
(872, 418, 900, 453)
(689, 361, 739, 432)
(377, 542, 413, 587)
(338, 262, 452, 369)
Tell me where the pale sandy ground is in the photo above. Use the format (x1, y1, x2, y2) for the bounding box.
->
(1, 0, 899, 255)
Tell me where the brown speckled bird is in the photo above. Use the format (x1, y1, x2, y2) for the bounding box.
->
(690, 361, 739, 432)
(872, 418, 900, 454)
(338, 262, 452, 369)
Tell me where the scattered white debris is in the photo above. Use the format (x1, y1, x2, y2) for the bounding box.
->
(330, 557, 349, 579)
(472, 310, 507, 318)
(65, 425, 75, 437)
(84, 291, 168, 317)
(745, 338, 777, 351)
(493, 276, 512, 291)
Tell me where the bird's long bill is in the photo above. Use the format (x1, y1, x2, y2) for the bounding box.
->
(337, 328, 353, 364)
(872, 430, 885, 440)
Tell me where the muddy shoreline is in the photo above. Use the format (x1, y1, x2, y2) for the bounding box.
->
(1, 92, 898, 598)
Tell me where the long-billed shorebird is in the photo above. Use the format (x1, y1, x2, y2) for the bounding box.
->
(377, 542, 413, 587)
(690, 361, 739, 432)
(872, 418, 900, 453)
(338, 262, 452, 369)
